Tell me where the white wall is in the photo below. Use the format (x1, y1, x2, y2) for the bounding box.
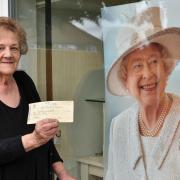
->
(0, 0, 8, 16)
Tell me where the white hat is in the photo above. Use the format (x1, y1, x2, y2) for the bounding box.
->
(107, 6, 180, 96)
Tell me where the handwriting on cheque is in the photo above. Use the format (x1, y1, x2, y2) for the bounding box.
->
(27, 101, 74, 124)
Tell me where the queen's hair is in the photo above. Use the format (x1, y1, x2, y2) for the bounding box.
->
(0, 16, 28, 55)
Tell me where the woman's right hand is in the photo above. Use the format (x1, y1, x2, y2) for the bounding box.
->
(22, 119, 59, 152)
(33, 119, 59, 145)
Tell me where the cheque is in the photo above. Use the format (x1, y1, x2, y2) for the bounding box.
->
(27, 101, 74, 124)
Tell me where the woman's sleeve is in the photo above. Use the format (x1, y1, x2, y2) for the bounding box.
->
(49, 140, 63, 164)
(0, 136, 26, 165)
(18, 71, 63, 163)
(14, 71, 64, 165)
(15, 71, 41, 103)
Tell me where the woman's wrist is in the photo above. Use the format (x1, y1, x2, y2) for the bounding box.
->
(52, 162, 66, 178)
(21, 133, 40, 152)
(52, 161, 76, 180)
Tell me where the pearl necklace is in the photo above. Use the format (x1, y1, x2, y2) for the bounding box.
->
(139, 94, 170, 137)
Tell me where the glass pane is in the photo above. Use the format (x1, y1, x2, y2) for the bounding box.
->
(51, 0, 103, 100)
(11, 0, 47, 101)
(51, 1, 104, 178)
(13, 0, 39, 86)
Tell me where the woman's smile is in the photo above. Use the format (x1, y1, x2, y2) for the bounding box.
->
(140, 82, 158, 91)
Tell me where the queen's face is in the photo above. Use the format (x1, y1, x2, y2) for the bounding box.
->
(0, 28, 20, 76)
(125, 44, 168, 106)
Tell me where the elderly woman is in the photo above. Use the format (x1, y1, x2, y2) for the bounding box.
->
(105, 7, 180, 180)
(0, 17, 75, 180)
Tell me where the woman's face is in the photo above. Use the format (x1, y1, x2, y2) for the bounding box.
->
(125, 44, 168, 106)
(0, 28, 20, 76)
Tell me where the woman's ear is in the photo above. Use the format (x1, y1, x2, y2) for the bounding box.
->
(164, 58, 176, 76)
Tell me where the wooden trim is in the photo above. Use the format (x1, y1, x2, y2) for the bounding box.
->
(45, 0, 53, 100)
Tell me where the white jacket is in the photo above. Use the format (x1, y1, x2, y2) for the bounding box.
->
(105, 94, 180, 180)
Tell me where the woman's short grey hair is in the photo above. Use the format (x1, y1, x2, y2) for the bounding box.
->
(0, 16, 28, 55)
(118, 42, 176, 84)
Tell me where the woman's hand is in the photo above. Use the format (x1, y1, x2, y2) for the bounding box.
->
(33, 119, 59, 145)
(22, 119, 59, 152)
